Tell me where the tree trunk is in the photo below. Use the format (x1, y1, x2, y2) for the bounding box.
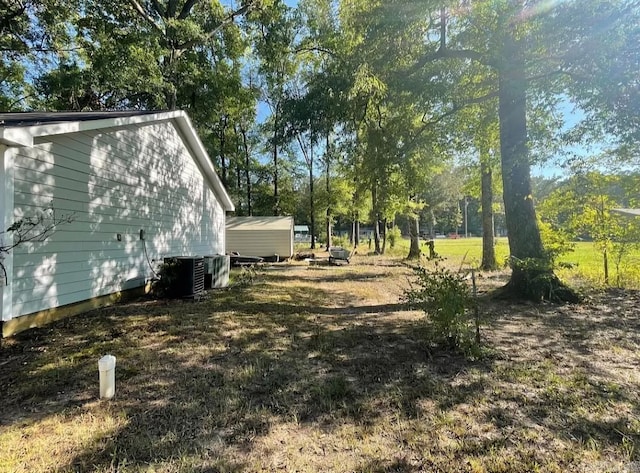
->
(235, 124, 241, 206)
(325, 134, 332, 249)
(603, 248, 609, 285)
(235, 162, 242, 214)
(272, 107, 280, 216)
(350, 214, 360, 248)
(351, 191, 360, 248)
(236, 163, 241, 195)
(219, 117, 228, 187)
(407, 213, 421, 259)
(220, 154, 227, 187)
(310, 156, 316, 250)
(325, 215, 331, 249)
(161, 41, 178, 110)
(429, 209, 436, 238)
(350, 219, 355, 246)
(240, 124, 252, 216)
(373, 217, 381, 254)
(480, 160, 497, 270)
(372, 184, 381, 254)
(355, 217, 360, 248)
(380, 218, 387, 255)
(498, 31, 577, 302)
(166, 84, 177, 111)
(499, 33, 544, 291)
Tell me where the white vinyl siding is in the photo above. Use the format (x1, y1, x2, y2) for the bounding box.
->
(10, 121, 224, 317)
(225, 230, 293, 258)
(226, 217, 294, 258)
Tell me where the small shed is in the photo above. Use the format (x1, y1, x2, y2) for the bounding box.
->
(0, 111, 234, 337)
(226, 216, 294, 259)
(294, 224, 310, 242)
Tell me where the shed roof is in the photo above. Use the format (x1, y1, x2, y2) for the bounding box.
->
(612, 208, 640, 217)
(0, 110, 234, 212)
(294, 225, 309, 232)
(227, 216, 294, 231)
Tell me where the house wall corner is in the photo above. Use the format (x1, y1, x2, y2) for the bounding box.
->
(0, 145, 14, 322)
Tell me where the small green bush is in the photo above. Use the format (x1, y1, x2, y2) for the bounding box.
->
(539, 219, 575, 265)
(331, 235, 351, 249)
(151, 259, 181, 298)
(403, 263, 478, 352)
(231, 265, 259, 287)
(386, 227, 402, 248)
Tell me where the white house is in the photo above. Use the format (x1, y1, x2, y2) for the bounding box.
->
(0, 111, 234, 337)
(226, 216, 294, 259)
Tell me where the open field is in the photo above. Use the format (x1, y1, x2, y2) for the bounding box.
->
(382, 237, 640, 290)
(2, 253, 640, 472)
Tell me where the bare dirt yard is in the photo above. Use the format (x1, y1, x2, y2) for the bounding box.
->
(1, 253, 640, 472)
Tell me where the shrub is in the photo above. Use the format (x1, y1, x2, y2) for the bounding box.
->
(231, 265, 259, 287)
(538, 219, 575, 265)
(331, 235, 351, 249)
(151, 259, 181, 298)
(386, 226, 402, 248)
(403, 263, 479, 353)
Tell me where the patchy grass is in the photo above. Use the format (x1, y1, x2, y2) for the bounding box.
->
(1, 253, 640, 472)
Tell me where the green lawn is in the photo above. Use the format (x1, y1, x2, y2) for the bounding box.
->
(556, 242, 640, 288)
(383, 237, 640, 289)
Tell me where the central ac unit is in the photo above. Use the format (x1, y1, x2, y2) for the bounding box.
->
(163, 256, 205, 297)
(203, 254, 230, 288)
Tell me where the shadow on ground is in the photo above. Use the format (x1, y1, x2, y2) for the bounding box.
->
(1, 267, 640, 472)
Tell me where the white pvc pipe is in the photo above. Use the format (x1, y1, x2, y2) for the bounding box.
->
(98, 355, 116, 399)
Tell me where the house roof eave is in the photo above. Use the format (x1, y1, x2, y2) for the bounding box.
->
(0, 110, 235, 212)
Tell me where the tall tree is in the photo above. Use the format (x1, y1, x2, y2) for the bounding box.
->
(453, 74, 502, 270)
(559, 1, 640, 158)
(34, 0, 263, 111)
(291, 0, 355, 245)
(0, 0, 78, 109)
(333, 0, 452, 256)
(404, 0, 638, 300)
(86, 0, 262, 108)
(252, 0, 298, 215)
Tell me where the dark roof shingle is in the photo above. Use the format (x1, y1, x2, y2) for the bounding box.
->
(0, 111, 164, 127)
